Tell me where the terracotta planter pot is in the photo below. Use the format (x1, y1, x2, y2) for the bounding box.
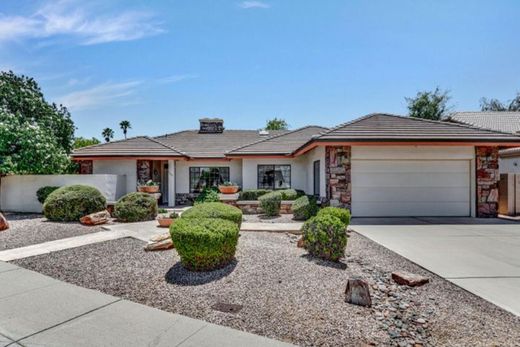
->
(157, 217, 175, 228)
(138, 186, 160, 193)
(218, 185, 239, 194)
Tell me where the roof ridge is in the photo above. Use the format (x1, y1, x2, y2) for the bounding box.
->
(72, 135, 149, 153)
(226, 125, 327, 154)
(144, 136, 188, 157)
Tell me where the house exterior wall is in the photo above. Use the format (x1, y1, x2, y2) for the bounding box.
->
(476, 146, 500, 217)
(93, 160, 137, 194)
(499, 157, 520, 174)
(241, 157, 308, 192)
(175, 159, 243, 195)
(303, 146, 326, 198)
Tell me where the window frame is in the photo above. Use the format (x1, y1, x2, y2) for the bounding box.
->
(257, 164, 291, 190)
(189, 166, 230, 193)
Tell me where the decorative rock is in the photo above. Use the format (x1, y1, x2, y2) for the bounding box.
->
(392, 271, 429, 287)
(144, 238, 174, 251)
(79, 210, 110, 225)
(150, 233, 171, 243)
(345, 277, 372, 307)
(0, 212, 9, 231)
(297, 237, 305, 248)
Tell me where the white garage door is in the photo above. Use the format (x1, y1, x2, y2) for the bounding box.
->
(351, 160, 471, 217)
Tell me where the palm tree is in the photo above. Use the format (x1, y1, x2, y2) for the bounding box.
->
(102, 128, 114, 142)
(119, 120, 132, 139)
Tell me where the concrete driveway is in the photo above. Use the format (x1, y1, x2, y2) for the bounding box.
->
(350, 217, 520, 316)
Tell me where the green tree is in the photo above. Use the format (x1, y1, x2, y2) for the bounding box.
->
(265, 117, 289, 130)
(0, 71, 75, 153)
(73, 137, 101, 149)
(102, 128, 114, 142)
(480, 93, 520, 111)
(119, 120, 132, 139)
(406, 88, 451, 120)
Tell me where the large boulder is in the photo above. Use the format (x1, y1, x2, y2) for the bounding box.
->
(0, 213, 9, 231)
(79, 210, 111, 226)
(391, 271, 430, 287)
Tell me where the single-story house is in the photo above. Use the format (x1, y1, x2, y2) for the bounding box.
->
(72, 114, 520, 218)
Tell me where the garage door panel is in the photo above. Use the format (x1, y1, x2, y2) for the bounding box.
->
(353, 173, 469, 188)
(353, 160, 468, 173)
(353, 202, 470, 217)
(354, 187, 470, 203)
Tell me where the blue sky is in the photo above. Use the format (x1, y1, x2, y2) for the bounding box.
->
(1, 0, 519, 140)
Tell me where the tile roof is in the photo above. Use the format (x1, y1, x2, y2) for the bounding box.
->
(447, 111, 520, 134)
(227, 126, 328, 156)
(313, 113, 520, 142)
(72, 136, 186, 158)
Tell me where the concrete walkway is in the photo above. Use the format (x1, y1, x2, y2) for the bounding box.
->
(0, 261, 293, 347)
(351, 217, 520, 316)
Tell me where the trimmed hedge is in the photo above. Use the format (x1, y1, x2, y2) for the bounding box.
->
(194, 187, 220, 205)
(258, 191, 282, 216)
(238, 189, 271, 201)
(279, 189, 298, 201)
(181, 202, 243, 227)
(36, 186, 60, 204)
(114, 192, 158, 222)
(292, 195, 318, 220)
(43, 185, 106, 222)
(317, 207, 351, 227)
(302, 214, 347, 262)
(170, 217, 239, 271)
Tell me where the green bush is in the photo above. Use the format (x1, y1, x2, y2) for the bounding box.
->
(317, 207, 351, 227)
(43, 185, 106, 222)
(238, 189, 271, 201)
(194, 187, 220, 205)
(36, 186, 60, 204)
(170, 218, 239, 271)
(279, 189, 298, 200)
(114, 192, 158, 222)
(302, 214, 348, 262)
(292, 195, 318, 220)
(181, 202, 243, 227)
(259, 191, 282, 216)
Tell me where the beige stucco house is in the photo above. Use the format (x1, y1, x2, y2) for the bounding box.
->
(72, 114, 520, 218)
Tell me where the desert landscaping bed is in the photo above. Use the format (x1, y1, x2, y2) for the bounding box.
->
(0, 213, 105, 251)
(13, 231, 520, 347)
(242, 213, 300, 224)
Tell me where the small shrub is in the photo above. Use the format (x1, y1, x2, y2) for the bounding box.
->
(43, 185, 106, 222)
(238, 189, 271, 201)
(194, 187, 220, 205)
(170, 218, 239, 271)
(279, 189, 298, 200)
(36, 186, 60, 204)
(302, 214, 347, 262)
(292, 195, 318, 220)
(317, 207, 351, 227)
(114, 192, 158, 222)
(158, 208, 168, 214)
(181, 202, 243, 227)
(259, 191, 282, 216)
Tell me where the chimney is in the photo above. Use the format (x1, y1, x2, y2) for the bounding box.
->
(199, 118, 224, 134)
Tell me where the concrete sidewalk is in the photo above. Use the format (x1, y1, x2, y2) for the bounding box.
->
(0, 261, 293, 347)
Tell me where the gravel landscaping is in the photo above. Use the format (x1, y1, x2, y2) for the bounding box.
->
(242, 213, 300, 223)
(0, 213, 105, 251)
(13, 231, 520, 347)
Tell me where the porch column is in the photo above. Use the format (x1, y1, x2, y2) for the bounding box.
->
(325, 146, 352, 209)
(168, 160, 176, 207)
(476, 146, 499, 217)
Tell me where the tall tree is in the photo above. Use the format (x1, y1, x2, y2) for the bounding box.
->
(74, 137, 101, 149)
(480, 93, 520, 111)
(406, 88, 451, 120)
(265, 117, 289, 130)
(119, 120, 132, 139)
(102, 128, 114, 142)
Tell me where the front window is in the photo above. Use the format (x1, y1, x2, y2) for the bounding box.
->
(189, 167, 230, 193)
(257, 165, 291, 189)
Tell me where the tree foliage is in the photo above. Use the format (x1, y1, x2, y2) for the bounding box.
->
(102, 128, 114, 142)
(480, 93, 520, 111)
(406, 88, 451, 120)
(119, 120, 131, 139)
(74, 137, 101, 149)
(0, 71, 76, 175)
(265, 117, 288, 130)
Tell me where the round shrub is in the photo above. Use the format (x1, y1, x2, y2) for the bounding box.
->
(279, 189, 298, 201)
(317, 207, 351, 227)
(43, 185, 106, 222)
(194, 187, 220, 205)
(292, 195, 318, 220)
(36, 186, 60, 204)
(114, 192, 158, 222)
(181, 202, 242, 227)
(170, 218, 239, 271)
(302, 214, 348, 262)
(258, 191, 282, 216)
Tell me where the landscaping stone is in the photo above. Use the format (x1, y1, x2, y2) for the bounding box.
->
(392, 271, 430, 287)
(79, 210, 111, 226)
(144, 238, 173, 251)
(150, 233, 171, 243)
(0, 213, 9, 231)
(345, 277, 372, 307)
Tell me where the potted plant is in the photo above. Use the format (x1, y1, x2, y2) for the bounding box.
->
(218, 181, 239, 194)
(157, 211, 179, 228)
(138, 180, 160, 193)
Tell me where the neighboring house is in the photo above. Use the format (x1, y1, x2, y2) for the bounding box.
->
(447, 111, 520, 174)
(72, 114, 520, 218)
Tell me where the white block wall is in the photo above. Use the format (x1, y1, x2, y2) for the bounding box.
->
(93, 160, 137, 194)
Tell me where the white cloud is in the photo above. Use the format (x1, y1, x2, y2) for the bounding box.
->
(56, 81, 142, 111)
(0, 1, 164, 45)
(238, 1, 270, 9)
(157, 74, 198, 84)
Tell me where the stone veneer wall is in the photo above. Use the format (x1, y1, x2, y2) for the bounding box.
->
(325, 146, 352, 208)
(476, 146, 499, 218)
